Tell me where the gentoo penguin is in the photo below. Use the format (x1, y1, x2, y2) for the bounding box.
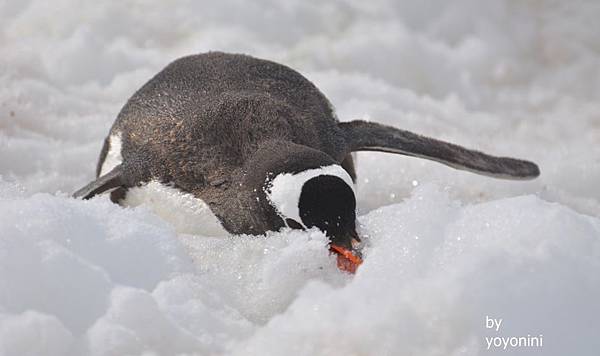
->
(74, 52, 539, 272)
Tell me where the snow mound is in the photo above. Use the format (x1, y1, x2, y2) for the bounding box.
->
(1, 183, 599, 355)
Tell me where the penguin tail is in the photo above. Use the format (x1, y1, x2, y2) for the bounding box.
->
(339, 120, 540, 180)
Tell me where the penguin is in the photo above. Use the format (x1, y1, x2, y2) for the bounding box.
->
(74, 52, 540, 271)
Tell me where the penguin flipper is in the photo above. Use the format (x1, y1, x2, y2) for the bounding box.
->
(73, 165, 125, 200)
(339, 120, 540, 180)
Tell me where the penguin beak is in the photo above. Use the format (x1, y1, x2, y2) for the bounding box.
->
(329, 229, 363, 274)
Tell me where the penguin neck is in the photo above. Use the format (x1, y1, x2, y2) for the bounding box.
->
(215, 169, 283, 236)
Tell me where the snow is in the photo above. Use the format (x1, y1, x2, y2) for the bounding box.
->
(1, 1, 599, 355)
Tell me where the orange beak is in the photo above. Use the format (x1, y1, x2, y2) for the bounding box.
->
(330, 244, 363, 274)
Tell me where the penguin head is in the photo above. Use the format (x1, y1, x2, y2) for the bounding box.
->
(245, 141, 359, 252)
(265, 164, 359, 250)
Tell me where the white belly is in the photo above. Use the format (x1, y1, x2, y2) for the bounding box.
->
(122, 180, 229, 237)
(100, 133, 123, 176)
(99, 133, 228, 237)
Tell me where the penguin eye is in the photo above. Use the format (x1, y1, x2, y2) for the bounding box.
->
(285, 218, 305, 230)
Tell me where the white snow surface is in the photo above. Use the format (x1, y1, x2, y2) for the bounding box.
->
(1, 1, 600, 355)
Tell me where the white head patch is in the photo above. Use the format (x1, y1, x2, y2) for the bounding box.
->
(265, 165, 354, 228)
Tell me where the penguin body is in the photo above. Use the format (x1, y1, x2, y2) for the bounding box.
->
(75, 52, 539, 250)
